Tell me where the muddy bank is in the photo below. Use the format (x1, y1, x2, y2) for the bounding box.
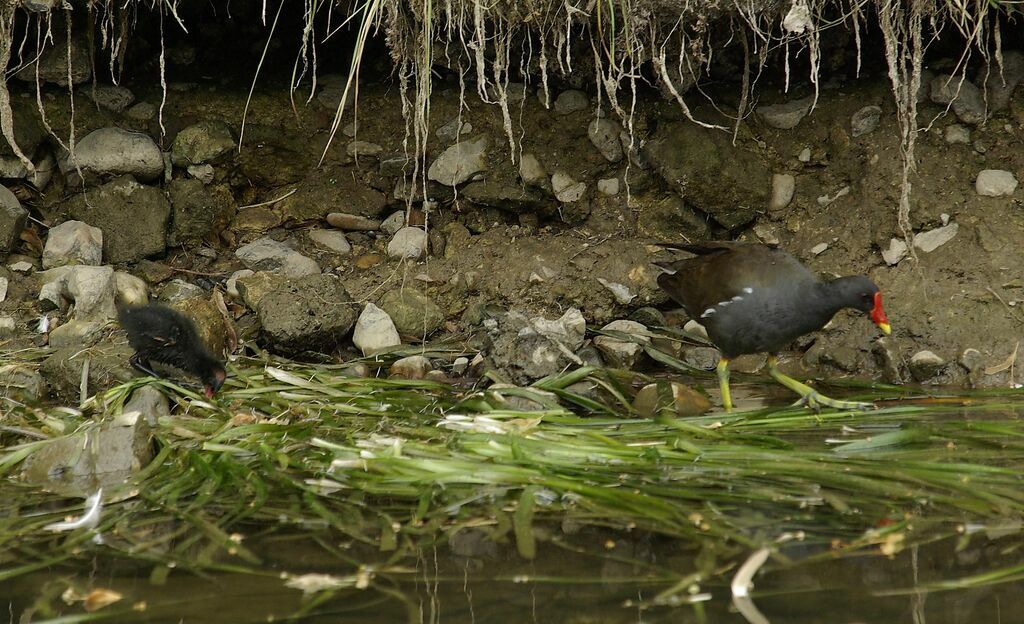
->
(1, 29, 1023, 401)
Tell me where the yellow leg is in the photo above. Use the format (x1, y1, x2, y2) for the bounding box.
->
(716, 357, 733, 412)
(766, 355, 873, 411)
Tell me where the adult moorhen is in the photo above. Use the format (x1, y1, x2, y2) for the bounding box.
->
(118, 302, 227, 398)
(656, 242, 891, 411)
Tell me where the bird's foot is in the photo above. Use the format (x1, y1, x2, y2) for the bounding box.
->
(793, 390, 874, 412)
(128, 354, 163, 379)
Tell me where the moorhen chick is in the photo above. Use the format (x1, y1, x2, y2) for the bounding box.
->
(656, 242, 891, 411)
(118, 302, 227, 398)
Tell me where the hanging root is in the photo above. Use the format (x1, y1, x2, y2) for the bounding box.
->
(0, 3, 35, 174)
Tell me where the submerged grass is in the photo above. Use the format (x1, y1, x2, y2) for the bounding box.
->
(3, 350, 1024, 609)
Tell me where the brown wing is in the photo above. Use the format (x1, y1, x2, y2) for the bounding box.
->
(656, 242, 815, 316)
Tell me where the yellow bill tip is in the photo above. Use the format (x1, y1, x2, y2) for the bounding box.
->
(878, 322, 892, 336)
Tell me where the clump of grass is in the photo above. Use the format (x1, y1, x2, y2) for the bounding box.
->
(3, 350, 1024, 609)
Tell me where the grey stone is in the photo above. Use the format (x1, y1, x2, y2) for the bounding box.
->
(325, 212, 382, 231)
(633, 382, 712, 417)
(641, 121, 769, 229)
(309, 229, 351, 254)
(976, 169, 1018, 197)
(758, 97, 814, 129)
(914, 223, 958, 253)
(125, 102, 156, 121)
(683, 320, 709, 341)
(390, 355, 432, 380)
(316, 74, 356, 110)
(352, 303, 401, 355)
(48, 319, 106, 349)
(172, 121, 236, 166)
(90, 85, 136, 113)
(387, 227, 429, 260)
(981, 51, 1024, 112)
(554, 90, 589, 114)
(910, 350, 946, 382)
(42, 220, 102, 266)
(769, 174, 795, 211)
(63, 128, 164, 182)
(850, 105, 882, 137)
(588, 118, 624, 162)
(0, 184, 27, 255)
(346, 141, 383, 157)
(114, 271, 148, 306)
(380, 211, 405, 236)
(930, 74, 986, 125)
(436, 118, 472, 141)
(226, 269, 254, 300)
(597, 177, 620, 196)
(810, 242, 829, 255)
(187, 164, 215, 184)
(124, 386, 170, 427)
(629, 307, 666, 328)
(551, 172, 586, 203)
(593, 320, 651, 369)
(488, 308, 587, 384)
(66, 177, 170, 263)
(683, 346, 719, 370)
(0, 315, 13, 334)
(0, 364, 45, 402)
(379, 287, 444, 339)
(15, 34, 91, 85)
(168, 179, 236, 247)
(39, 265, 117, 322)
(236, 237, 320, 277)
(256, 274, 357, 354)
(945, 124, 970, 144)
(519, 153, 547, 188)
(881, 238, 908, 266)
(428, 137, 488, 186)
(159, 279, 206, 304)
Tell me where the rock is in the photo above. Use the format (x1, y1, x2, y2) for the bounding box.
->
(62, 128, 164, 182)
(551, 172, 586, 203)
(380, 211, 405, 236)
(810, 242, 829, 255)
(436, 118, 472, 141)
(39, 265, 118, 322)
(0, 315, 13, 334)
(683, 320, 709, 341)
(225, 269, 254, 300)
(452, 356, 470, 375)
(930, 74, 986, 124)
(642, 122, 768, 229)
(352, 303, 402, 355)
(390, 355, 432, 380)
(488, 308, 587, 384)
(554, 89, 589, 114)
(167, 179, 236, 247)
(982, 51, 1024, 112)
(683, 346, 719, 370)
(125, 101, 157, 121)
(316, 74, 356, 110)
(256, 274, 357, 354)
(49, 319, 106, 349)
(15, 34, 90, 85)
(235, 271, 283, 309)
(187, 164, 215, 184)
(124, 386, 170, 427)
(42, 220, 102, 268)
(597, 177, 620, 196)
(976, 169, 1018, 197)
(114, 272, 148, 306)
(633, 382, 712, 417)
(22, 411, 152, 486)
(593, 320, 652, 369)
(914, 223, 958, 253)
(159, 278, 206, 304)
(171, 120, 236, 165)
(872, 338, 903, 384)
(959, 348, 986, 387)
(0, 276, 6, 304)
(597, 278, 636, 304)
(588, 118, 624, 162)
(67, 176, 170, 263)
(881, 238, 908, 265)
(519, 153, 547, 188)
(387, 227, 429, 260)
(0, 185, 28, 255)
(0, 364, 46, 402)
(90, 85, 135, 113)
(427, 137, 488, 186)
(850, 105, 882, 137)
(758, 96, 814, 129)
(945, 124, 970, 144)
(629, 307, 666, 328)
(347, 141, 383, 157)
(909, 350, 946, 382)
(9, 260, 32, 273)
(769, 174, 795, 211)
(236, 237, 320, 277)
(326, 212, 381, 231)
(308, 229, 351, 254)
(379, 288, 444, 339)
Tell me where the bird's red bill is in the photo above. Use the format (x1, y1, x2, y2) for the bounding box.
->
(870, 292, 891, 335)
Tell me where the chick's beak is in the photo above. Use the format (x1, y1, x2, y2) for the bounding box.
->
(870, 292, 891, 335)
(204, 385, 216, 399)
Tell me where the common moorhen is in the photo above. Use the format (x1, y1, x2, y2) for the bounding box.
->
(118, 303, 227, 398)
(656, 242, 891, 411)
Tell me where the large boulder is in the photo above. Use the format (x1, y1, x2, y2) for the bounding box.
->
(256, 274, 357, 353)
(641, 122, 769, 229)
(66, 176, 171, 263)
